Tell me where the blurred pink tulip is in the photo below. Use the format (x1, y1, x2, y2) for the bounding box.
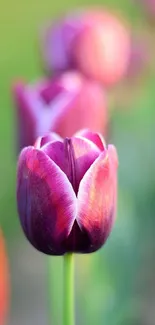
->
(71, 10, 131, 86)
(13, 71, 108, 150)
(41, 8, 130, 86)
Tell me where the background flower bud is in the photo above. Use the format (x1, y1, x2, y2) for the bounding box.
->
(41, 8, 130, 86)
(13, 71, 107, 151)
(41, 13, 84, 72)
(17, 130, 118, 255)
(72, 9, 130, 86)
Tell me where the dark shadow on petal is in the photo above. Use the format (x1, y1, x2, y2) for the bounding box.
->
(63, 220, 91, 253)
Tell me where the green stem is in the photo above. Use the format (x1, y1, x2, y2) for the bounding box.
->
(64, 253, 75, 325)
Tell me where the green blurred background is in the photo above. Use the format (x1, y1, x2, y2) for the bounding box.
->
(1, 0, 155, 324)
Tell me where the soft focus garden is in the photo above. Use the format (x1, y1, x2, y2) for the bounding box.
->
(1, 0, 155, 324)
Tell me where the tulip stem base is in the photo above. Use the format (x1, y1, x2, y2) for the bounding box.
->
(64, 253, 74, 325)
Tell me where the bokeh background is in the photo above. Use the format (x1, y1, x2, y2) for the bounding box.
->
(1, 0, 155, 324)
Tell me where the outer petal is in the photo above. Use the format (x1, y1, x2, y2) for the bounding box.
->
(71, 136, 101, 190)
(42, 141, 66, 175)
(17, 147, 77, 255)
(77, 147, 118, 253)
(75, 129, 106, 151)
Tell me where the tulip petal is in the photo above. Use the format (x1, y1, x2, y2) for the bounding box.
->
(34, 133, 63, 149)
(75, 129, 106, 151)
(77, 148, 117, 253)
(42, 137, 101, 194)
(71, 137, 101, 188)
(17, 147, 77, 255)
(42, 141, 67, 175)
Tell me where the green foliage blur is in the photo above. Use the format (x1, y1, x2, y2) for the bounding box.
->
(1, 0, 155, 324)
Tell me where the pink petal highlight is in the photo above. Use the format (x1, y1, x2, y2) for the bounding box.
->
(71, 136, 101, 189)
(77, 148, 117, 252)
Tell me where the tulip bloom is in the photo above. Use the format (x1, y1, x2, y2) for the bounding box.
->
(17, 130, 118, 255)
(13, 71, 107, 151)
(0, 231, 9, 325)
(41, 9, 130, 86)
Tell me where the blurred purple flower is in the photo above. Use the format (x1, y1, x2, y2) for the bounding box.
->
(41, 9, 130, 86)
(41, 13, 84, 72)
(17, 130, 118, 255)
(13, 71, 107, 151)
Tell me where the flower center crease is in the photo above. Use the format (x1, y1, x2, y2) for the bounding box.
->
(65, 138, 78, 194)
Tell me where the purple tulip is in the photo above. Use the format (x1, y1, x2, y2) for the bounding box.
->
(13, 71, 107, 151)
(17, 130, 118, 255)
